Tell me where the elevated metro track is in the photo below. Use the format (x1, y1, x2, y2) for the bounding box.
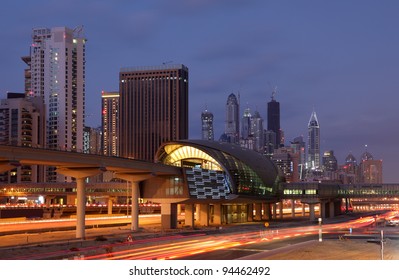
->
(0, 145, 180, 175)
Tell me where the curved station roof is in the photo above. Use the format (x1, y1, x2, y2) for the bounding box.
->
(156, 140, 280, 199)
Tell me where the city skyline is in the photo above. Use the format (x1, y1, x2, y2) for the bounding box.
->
(1, 1, 399, 182)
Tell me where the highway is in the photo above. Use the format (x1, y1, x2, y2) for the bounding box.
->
(1, 210, 396, 260)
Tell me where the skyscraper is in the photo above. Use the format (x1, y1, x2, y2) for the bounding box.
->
(322, 150, 338, 172)
(201, 109, 214, 141)
(26, 27, 86, 152)
(241, 107, 251, 140)
(290, 136, 306, 180)
(119, 64, 189, 162)
(102, 91, 119, 156)
(22, 27, 86, 182)
(225, 93, 240, 144)
(251, 111, 264, 152)
(267, 88, 280, 149)
(307, 110, 320, 170)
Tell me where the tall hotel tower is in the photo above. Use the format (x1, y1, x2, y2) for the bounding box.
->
(307, 110, 320, 170)
(102, 91, 119, 156)
(26, 27, 86, 151)
(267, 88, 281, 149)
(225, 93, 240, 144)
(201, 109, 214, 141)
(119, 64, 189, 162)
(23, 27, 86, 181)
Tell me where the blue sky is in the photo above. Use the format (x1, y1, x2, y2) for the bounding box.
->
(1, 0, 399, 182)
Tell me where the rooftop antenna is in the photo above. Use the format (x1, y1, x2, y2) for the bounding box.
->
(162, 61, 173, 65)
(268, 82, 277, 101)
(271, 86, 277, 101)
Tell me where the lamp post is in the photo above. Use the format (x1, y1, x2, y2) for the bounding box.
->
(318, 217, 322, 242)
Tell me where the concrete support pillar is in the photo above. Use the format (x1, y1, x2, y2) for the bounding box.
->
(254, 203, 262, 221)
(262, 203, 271, 220)
(329, 201, 335, 218)
(114, 172, 154, 232)
(161, 203, 177, 229)
(131, 182, 139, 231)
(199, 204, 209, 226)
(247, 203, 254, 222)
(184, 204, 195, 227)
(278, 202, 283, 219)
(213, 204, 222, 225)
(272, 203, 277, 219)
(108, 197, 114, 215)
(320, 202, 326, 219)
(291, 199, 296, 218)
(302, 203, 306, 216)
(76, 178, 86, 239)
(195, 204, 200, 223)
(56, 167, 105, 239)
(309, 204, 315, 221)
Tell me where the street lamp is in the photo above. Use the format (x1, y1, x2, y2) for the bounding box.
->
(318, 217, 322, 242)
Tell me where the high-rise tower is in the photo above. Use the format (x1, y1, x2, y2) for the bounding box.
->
(119, 64, 189, 162)
(102, 91, 119, 156)
(23, 26, 86, 182)
(307, 110, 320, 170)
(225, 93, 239, 144)
(201, 109, 214, 141)
(26, 27, 86, 153)
(267, 88, 280, 148)
(251, 111, 264, 152)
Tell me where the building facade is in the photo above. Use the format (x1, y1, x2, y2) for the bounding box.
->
(101, 91, 119, 156)
(0, 93, 45, 183)
(201, 109, 214, 141)
(119, 64, 189, 162)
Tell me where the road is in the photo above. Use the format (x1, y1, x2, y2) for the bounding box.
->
(0, 210, 397, 260)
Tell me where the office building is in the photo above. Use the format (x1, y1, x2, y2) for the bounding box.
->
(267, 88, 280, 148)
(322, 150, 338, 172)
(358, 150, 383, 183)
(83, 126, 102, 155)
(307, 110, 320, 170)
(272, 147, 299, 183)
(251, 111, 264, 153)
(290, 136, 306, 180)
(119, 64, 189, 162)
(225, 93, 240, 144)
(241, 107, 251, 140)
(102, 91, 119, 156)
(201, 109, 214, 141)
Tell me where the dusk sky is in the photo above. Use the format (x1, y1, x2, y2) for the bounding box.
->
(1, 1, 399, 182)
